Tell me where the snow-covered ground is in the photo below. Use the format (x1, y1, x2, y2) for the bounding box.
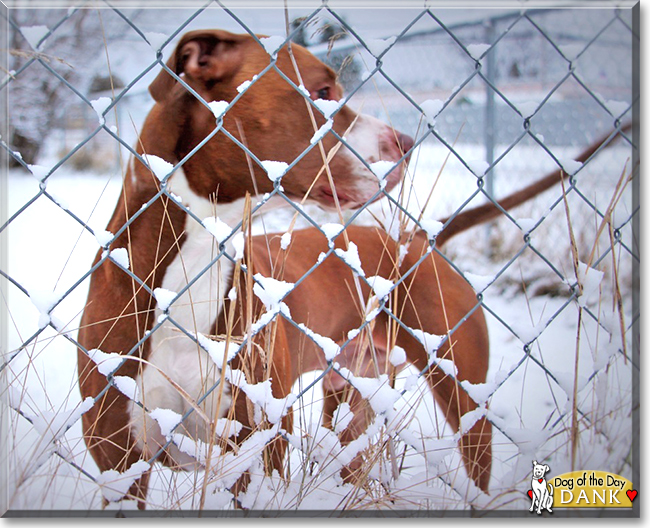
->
(1, 138, 635, 512)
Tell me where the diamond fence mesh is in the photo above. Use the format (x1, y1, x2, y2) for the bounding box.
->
(0, 1, 639, 515)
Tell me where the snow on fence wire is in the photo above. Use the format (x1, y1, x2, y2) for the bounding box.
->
(0, 2, 639, 514)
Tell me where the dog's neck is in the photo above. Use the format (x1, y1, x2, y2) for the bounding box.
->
(158, 167, 287, 333)
(167, 167, 286, 229)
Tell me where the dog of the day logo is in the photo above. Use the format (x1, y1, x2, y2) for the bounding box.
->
(528, 461, 554, 514)
(527, 461, 637, 513)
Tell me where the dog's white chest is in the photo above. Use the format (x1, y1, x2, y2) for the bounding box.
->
(128, 169, 243, 467)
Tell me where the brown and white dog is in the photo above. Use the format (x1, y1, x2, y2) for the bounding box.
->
(77, 27, 624, 509)
(77, 28, 430, 508)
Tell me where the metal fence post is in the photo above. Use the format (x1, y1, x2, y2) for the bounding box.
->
(484, 17, 496, 252)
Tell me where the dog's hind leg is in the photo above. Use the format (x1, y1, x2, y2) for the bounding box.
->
(396, 242, 492, 493)
(393, 320, 492, 493)
(424, 365, 492, 493)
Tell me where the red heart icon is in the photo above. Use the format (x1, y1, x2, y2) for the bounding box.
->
(626, 490, 637, 502)
(527, 490, 533, 499)
(538, 478, 544, 483)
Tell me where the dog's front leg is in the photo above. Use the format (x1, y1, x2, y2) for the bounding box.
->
(322, 371, 374, 483)
(529, 496, 535, 512)
(536, 490, 546, 514)
(225, 317, 294, 506)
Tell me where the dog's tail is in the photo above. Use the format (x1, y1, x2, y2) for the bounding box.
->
(433, 122, 633, 247)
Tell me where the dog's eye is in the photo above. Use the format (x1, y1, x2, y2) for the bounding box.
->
(316, 87, 330, 100)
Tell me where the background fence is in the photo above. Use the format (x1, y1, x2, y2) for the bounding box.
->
(0, 1, 639, 514)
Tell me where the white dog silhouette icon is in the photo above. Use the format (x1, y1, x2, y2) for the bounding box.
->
(529, 461, 554, 514)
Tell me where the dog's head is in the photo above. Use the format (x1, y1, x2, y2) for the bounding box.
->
(531, 461, 550, 480)
(144, 29, 413, 210)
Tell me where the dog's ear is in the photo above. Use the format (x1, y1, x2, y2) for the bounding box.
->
(532, 460, 537, 466)
(149, 30, 244, 103)
(544, 465, 550, 473)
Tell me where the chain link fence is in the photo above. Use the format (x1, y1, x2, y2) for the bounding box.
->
(0, 1, 639, 515)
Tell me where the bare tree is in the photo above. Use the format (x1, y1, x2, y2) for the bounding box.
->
(7, 8, 139, 165)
